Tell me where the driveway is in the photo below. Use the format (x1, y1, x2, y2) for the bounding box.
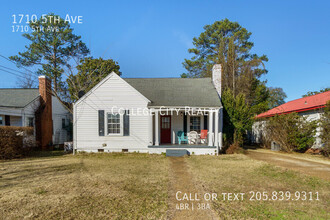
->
(247, 150, 330, 181)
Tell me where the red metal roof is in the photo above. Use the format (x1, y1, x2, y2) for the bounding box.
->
(256, 91, 330, 119)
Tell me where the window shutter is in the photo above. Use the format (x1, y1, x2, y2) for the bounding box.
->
(204, 115, 208, 129)
(183, 113, 187, 134)
(98, 110, 105, 136)
(123, 110, 130, 136)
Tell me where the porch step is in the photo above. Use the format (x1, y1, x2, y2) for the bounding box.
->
(166, 149, 189, 157)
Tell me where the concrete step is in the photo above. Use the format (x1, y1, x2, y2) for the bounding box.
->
(166, 149, 189, 157)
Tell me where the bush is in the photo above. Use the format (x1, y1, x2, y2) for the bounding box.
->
(264, 113, 317, 152)
(226, 143, 245, 154)
(0, 126, 36, 159)
(320, 101, 330, 157)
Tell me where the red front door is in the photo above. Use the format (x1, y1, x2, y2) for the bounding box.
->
(160, 115, 171, 144)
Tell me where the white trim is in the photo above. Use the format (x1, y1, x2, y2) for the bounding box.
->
(155, 110, 159, 146)
(73, 103, 77, 155)
(148, 110, 153, 145)
(75, 72, 150, 106)
(208, 110, 213, 146)
(106, 111, 124, 136)
(214, 109, 219, 153)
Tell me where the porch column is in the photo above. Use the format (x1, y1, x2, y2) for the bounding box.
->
(148, 109, 153, 145)
(155, 110, 159, 146)
(214, 109, 219, 149)
(208, 110, 213, 146)
(219, 108, 223, 150)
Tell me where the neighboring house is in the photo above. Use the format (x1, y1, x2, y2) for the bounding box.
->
(252, 91, 330, 148)
(0, 76, 71, 148)
(73, 65, 223, 155)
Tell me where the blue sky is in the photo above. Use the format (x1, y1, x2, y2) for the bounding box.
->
(0, 0, 329, 101)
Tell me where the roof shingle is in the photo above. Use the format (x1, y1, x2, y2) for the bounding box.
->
(0, 89, 39, 108)
(124, 78, 222, 107)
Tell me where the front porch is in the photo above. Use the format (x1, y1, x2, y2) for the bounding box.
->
(148, 107, 223, 155)
(148, 144, 216, 148)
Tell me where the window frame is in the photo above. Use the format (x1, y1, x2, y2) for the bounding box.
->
(27, 117, 34, 127)
(0, 116, 2, 125)
(106, 111, 123, 136)
(189, 116, 201, 133)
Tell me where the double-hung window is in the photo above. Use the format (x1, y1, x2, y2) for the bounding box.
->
(27, 117, 34, 127)
(190, 116, 201, 133)
(107, 113, 121, 135)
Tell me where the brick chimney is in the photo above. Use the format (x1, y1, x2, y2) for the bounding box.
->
(212, 64, 222, 97)
(36, 76, 53, 149)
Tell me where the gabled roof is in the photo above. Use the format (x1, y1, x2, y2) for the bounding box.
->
(256, 91, 330, 118)
(0, 88, 39, 108)
(124, 78, 222, 107)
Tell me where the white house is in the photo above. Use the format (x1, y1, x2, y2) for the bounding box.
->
(73, 65, 223, 155)
(0, 76, 71, 148)
(252, 90, 330, 149)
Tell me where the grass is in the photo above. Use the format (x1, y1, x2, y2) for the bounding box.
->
(0, 152, 329, 219)
(0, 152, 169, 219)
(186, 154, 330, 219)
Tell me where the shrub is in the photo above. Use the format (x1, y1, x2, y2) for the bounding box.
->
(226, 142, 245, 154)
(264, 113, 317, 152)
(320, 101, 330, 157)
(0, 126, 35, 159)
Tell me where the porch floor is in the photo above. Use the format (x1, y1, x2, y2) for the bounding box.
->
(148, 144, 216, 148)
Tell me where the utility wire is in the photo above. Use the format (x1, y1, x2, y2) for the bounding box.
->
(0, 54, 37, 76)
(0, 64, 28, 76)
(0, 68, 27, 79)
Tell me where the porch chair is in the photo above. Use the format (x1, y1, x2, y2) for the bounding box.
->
(177, 131, 188, 145)
(199, 129, 208, 144)
(188, 131, 199, 144)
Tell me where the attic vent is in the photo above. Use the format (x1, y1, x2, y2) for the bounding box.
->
(305, 101, 308, 104)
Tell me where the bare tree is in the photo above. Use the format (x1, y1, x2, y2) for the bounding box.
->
(16, 72, 37, 88)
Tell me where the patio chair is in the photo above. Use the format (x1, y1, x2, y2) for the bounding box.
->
(199, 129, 208, 144)
(188, 131, 198, 144)
(177, 131, 188, 145)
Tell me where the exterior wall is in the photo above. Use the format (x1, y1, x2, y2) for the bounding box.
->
(251, 120, 267, 144)
(299, 110, 323, 149)
(52, 96, 71, 145)
(9, 116, 22, 126)
(171, 113, 183, 144)
(74, 73, 150, 152)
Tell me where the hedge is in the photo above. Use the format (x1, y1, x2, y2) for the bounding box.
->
(0, 126, 36, 159)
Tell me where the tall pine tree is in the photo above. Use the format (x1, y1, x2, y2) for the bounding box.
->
(10, 13, 89, 93)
